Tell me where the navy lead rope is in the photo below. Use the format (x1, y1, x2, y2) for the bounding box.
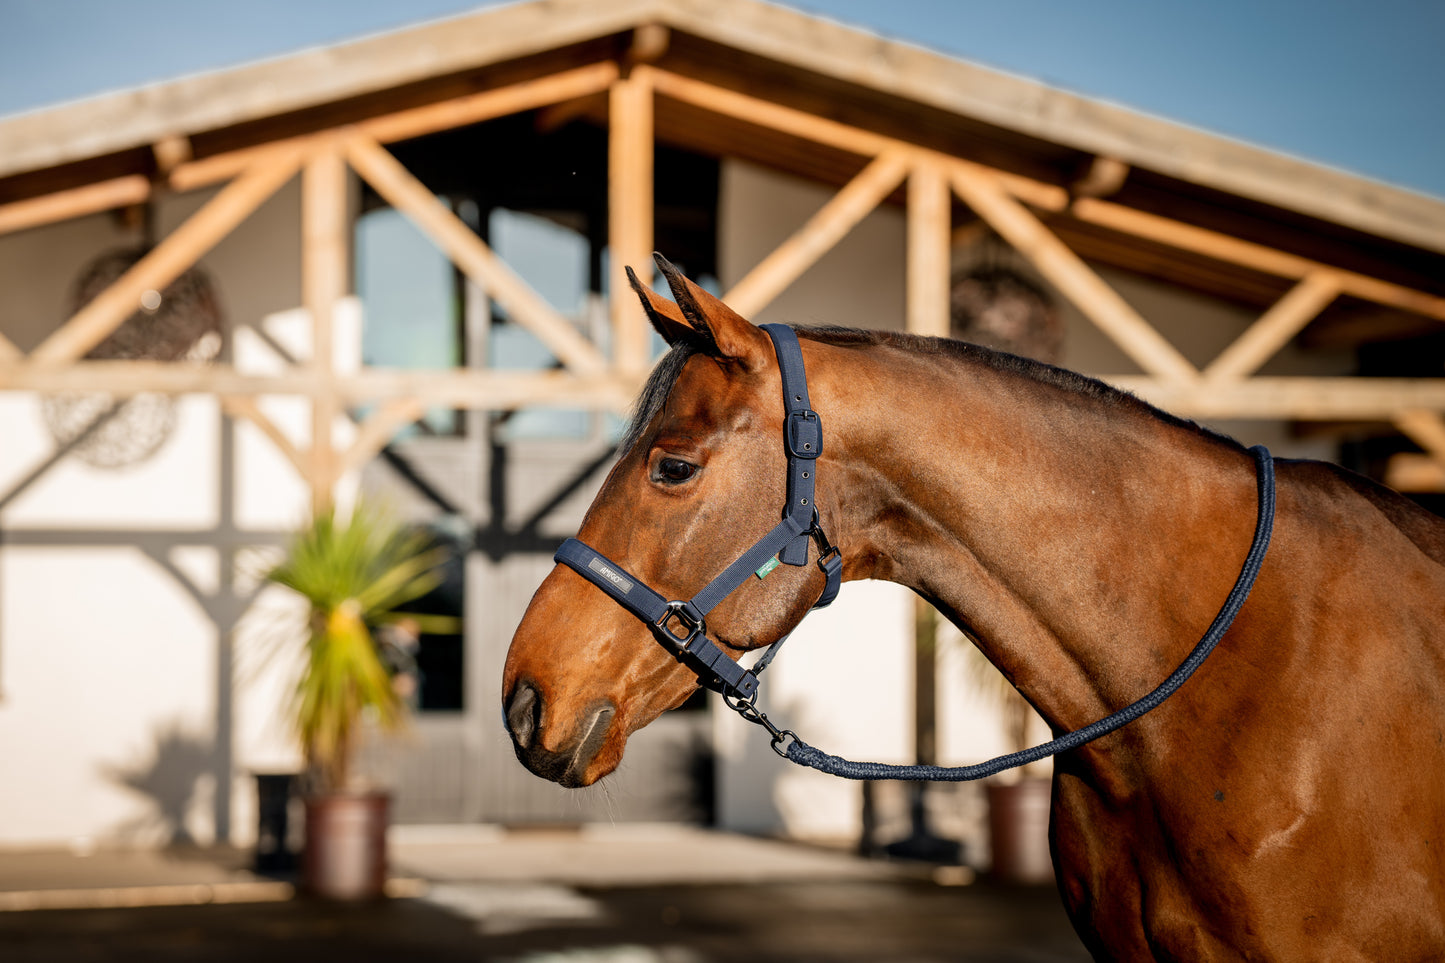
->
(783, 443, 1276, 781)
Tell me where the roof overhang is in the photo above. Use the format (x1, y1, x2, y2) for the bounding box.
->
(1, 0, 1443, 282)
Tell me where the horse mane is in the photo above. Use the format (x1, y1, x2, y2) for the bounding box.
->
(620, 338, 702, 456)
(620, 323, 1235, 457)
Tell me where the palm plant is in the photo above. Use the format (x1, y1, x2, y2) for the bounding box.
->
(266, 503, 452, 793)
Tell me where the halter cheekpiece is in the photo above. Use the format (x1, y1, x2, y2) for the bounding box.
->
(556, 324, 1277, 781)
(555, 324, 841, 704)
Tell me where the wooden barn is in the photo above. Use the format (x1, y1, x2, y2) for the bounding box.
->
(2, 0, 1444, 851)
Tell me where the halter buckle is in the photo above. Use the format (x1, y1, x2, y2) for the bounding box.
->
(786, 409, 822, 459)
(652, 600, 705, 652)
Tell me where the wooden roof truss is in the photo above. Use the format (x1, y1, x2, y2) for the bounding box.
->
(4, 51, 1445, 507)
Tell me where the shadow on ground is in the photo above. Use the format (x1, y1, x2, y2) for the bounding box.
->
(0, 879, 1090, 962)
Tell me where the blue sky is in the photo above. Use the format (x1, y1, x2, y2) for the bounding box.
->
(2, 0, 1442, 198)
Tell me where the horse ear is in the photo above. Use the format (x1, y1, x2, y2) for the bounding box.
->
(625, 266, 694, 346)
(653, 253, 771, 370)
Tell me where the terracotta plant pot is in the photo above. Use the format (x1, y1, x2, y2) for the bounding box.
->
(986, 776, 1054, 883)
(302, 791, 390, 900)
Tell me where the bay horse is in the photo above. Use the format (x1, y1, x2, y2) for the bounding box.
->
(503, 255, 1445, 959)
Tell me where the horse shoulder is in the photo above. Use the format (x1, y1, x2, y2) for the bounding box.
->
(1054, 457, 1445, 957)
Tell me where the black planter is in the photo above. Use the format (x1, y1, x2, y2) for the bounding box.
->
(253, 772, 298, 873)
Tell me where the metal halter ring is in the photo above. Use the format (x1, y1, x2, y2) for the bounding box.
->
(652, 601, 705, 653)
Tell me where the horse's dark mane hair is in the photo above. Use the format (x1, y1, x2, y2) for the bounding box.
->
(620, 339, 701, 455)
(619, 324, 1233, 456)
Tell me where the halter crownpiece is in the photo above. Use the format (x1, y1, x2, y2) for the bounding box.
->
(555, 323, 842, 701)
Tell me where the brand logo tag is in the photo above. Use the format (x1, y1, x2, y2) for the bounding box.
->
(587, 557, 633, 594)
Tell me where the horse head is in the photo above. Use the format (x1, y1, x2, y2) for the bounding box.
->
(501, 255, 838, 787)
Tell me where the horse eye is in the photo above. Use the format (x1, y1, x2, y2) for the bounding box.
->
(655, 458, 699, 485)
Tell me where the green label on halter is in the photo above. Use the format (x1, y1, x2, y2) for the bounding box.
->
(755, 557, 781, 580)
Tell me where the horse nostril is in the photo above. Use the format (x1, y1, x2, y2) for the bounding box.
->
(506, 683, 542, 749)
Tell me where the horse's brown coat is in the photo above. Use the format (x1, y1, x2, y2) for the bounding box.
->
(503, 258, 1445, 959)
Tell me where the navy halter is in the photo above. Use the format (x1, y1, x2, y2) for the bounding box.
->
(554, 322, 1277, 781)
(554, 323, 842, 702)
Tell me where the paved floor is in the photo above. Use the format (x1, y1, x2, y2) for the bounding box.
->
(0, 825, 1093, 962)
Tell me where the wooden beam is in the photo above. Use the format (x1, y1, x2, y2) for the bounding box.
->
(1203, 270, 1342, 381)
(627, 24, 671, 65)
(0, 361, 636, 410)
(948, 163, 1198, 383)
(341, 368, 637, 410)
(302, 142, 349, 514)
(28, 149, 303, 366)
(1388, 409, 1445, 493)
(363, 61, 619, 146)
(645, 66, 1070, 212)
(1386, 454, 1445, 493)
(535, 94, 602, 134)
(20, 356, 1445, 423)
(1070, 156, 1130, 201)
(0, 360, 312, 395)
(1395, 409, 1445, 458)
(0, 174, 152, 238)
(906, 159, 951, 338)
(1109, 376, 1445, 420)
(336, 397, 426, 478)
(221, 395, 308, 478)
(608, 68, 655, 376)
(724, 150, 910, 318)
(343, 132, 607, 376)
(152, 134, 193, 175)
(1070, 198, 1445, 323)
(170, 62, 621, 192)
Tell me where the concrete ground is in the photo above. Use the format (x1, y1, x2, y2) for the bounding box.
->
(0, 825, 1092, 962)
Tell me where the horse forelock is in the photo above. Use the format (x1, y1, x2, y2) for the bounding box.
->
(620, 339, 701, 457)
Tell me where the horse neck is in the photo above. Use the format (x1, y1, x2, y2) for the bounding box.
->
(812, 336, 1259, 732)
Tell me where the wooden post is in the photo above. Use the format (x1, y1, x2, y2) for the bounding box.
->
(913, 596, 940, 766)
(907, 160, 951, 338)
(609, 66, 654, 376)
(905, 159, 950, 777)
(303, 141, 349, 516)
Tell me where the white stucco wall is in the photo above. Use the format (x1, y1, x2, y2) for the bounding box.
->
(0, 178, 323, 848)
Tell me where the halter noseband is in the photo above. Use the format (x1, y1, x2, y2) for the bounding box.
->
(554, 323, 843, 702)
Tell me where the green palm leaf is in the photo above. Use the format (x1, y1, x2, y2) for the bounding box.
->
(267, 502, 454, 791)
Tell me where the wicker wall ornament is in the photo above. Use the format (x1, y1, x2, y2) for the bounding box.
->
(42, 248, 223, 469)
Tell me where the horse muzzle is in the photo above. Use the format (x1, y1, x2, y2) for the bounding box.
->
(503, 680, 617, 788)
